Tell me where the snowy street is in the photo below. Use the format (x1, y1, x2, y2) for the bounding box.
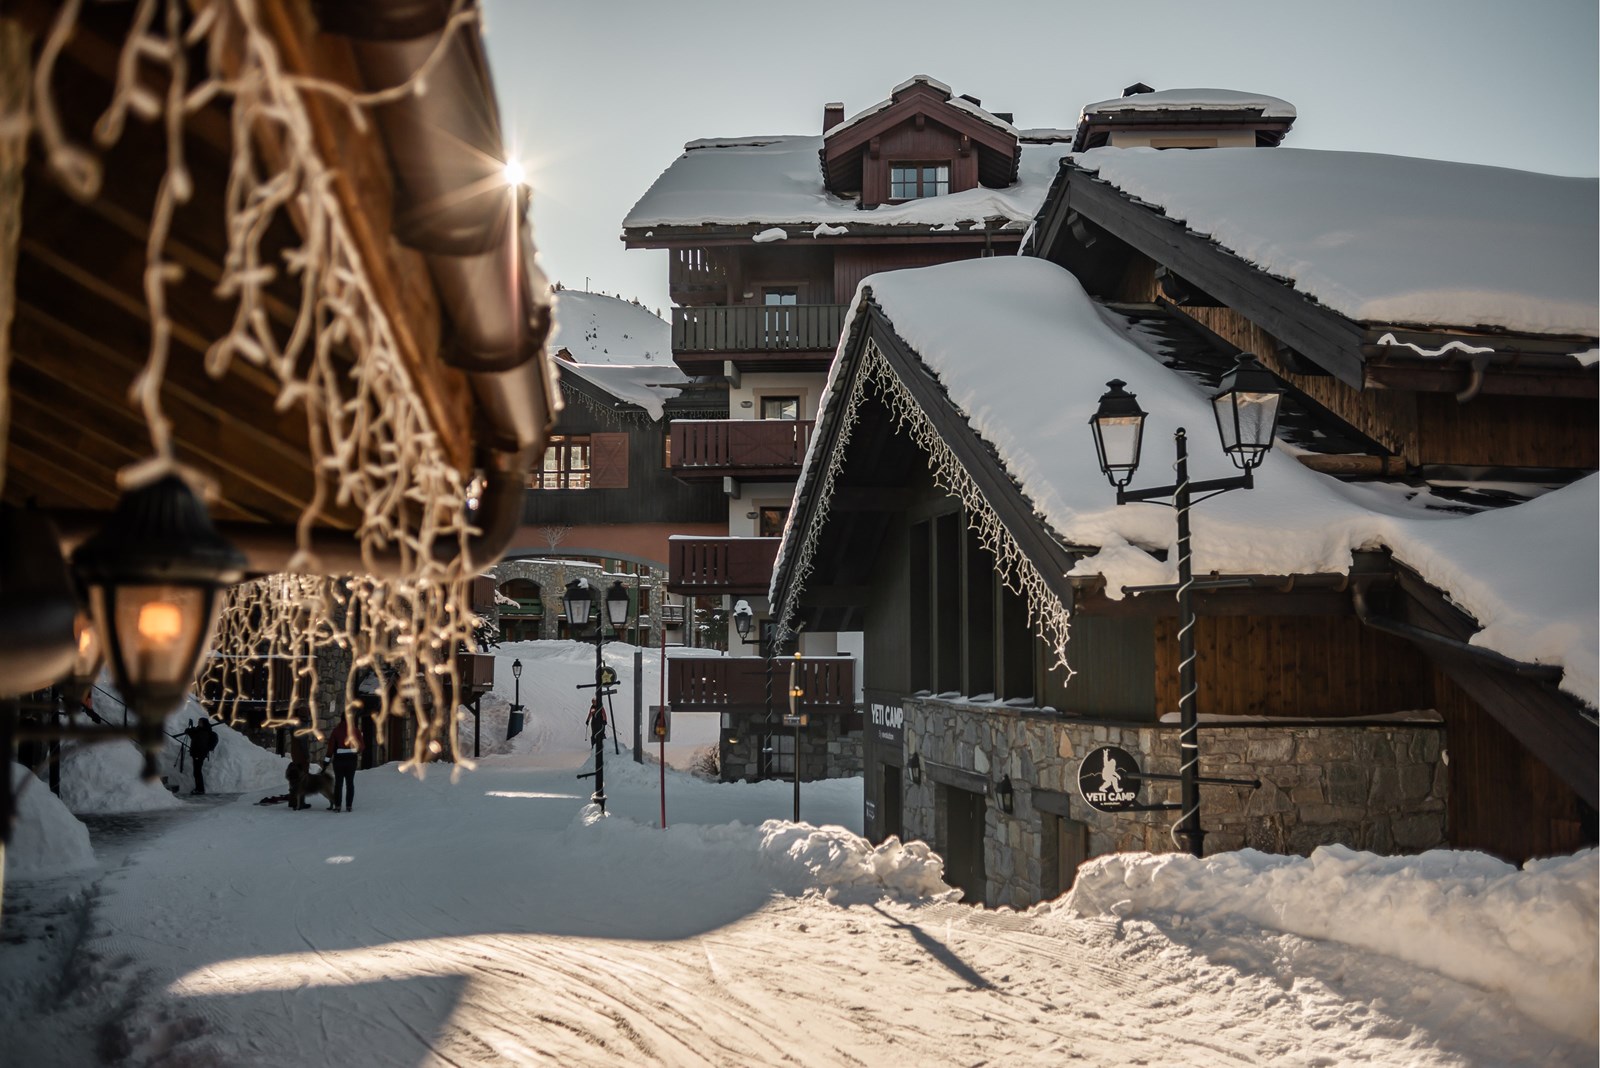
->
(3, 737, 1593, 1067)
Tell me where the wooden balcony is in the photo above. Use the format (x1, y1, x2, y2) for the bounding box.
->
(671, 304, 849, 373)
(667, 536, 780, 595)
(669, 655, 855, 713)
(669, 419, 814, 482)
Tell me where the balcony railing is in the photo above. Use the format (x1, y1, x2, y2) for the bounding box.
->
(669, 656, 855, 712)
(670, 419, 814, 480)
(667, 536, 780, 595)
(672, 304, 848, 354)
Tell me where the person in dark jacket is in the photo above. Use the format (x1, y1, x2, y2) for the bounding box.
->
(327, 716, 362, 812)
(180, 717, 217, 795)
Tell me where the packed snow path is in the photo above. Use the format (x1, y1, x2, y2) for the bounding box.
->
(3, 754, 1591, 1067)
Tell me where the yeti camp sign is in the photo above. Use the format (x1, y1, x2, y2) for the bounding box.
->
(1077, 745, 1142, 813)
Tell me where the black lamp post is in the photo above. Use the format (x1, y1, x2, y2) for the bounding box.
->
(71, 475, 246, 780)
(1089, 356, 1282, 857)
(507, 657, 524, 739)
(567, 577, 631, 812)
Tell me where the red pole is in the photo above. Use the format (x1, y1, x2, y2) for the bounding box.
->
(659, 621, 668, 829)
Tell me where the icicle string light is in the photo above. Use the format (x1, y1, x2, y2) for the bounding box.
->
(28, 0, 504, 768)
(780, 338, 1074, 676)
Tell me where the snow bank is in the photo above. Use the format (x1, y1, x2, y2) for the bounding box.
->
(6, 764, 95, 879)
(1061, 846, 1599, 1043)
(755, 822, 955, 904)
(569, 803, 951, 905)
(56, 740, 181, 814)
(160, 714, 290, 795)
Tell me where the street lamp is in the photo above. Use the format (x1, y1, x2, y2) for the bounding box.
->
(71, 475, 246, 780)
(1089, 355, 1282, 857)
(507, 657, 524, 739)
(568, 578, 631, 812)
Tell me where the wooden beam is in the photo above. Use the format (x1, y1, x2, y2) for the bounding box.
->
(1364, 363, 1598, 398)
(0, 16, 27, 502)
(1055, 169, 1369, 387)
(254, 4, 470, 472)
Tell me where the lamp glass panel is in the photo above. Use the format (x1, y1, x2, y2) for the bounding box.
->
(1214, 390, 1281, 467)
(72, 610, 102, 678)
(102, 583, 213, 691)
(563, 582, 593, 625)
(1094, 415, 1143, 473)
(606, 586, 630, 627)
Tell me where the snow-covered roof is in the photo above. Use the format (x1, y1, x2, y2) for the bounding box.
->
(623, 138, 1065, 231)
(1079, 88, 1297, 122)
(547, 290, 685, 419)
(787, 257, 1597, 704)
(824, 74, 1020, 140)
(1076, 147, 1599, 337)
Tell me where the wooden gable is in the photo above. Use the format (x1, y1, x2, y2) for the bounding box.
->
(821, 81, 1020, 202)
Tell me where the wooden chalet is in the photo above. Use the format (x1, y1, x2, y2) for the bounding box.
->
(623, 75, 1071, 780)
(2, 2, 554, 771)
(771, 164, 1596, 903)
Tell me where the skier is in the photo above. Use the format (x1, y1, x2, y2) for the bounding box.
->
(180, 717, 218, 795)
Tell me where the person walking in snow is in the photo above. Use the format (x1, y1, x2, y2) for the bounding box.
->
(328, 715, 362, 812)
(180, 717, 217, 795)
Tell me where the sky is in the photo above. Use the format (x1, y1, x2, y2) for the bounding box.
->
(481, 0, 1599, 317)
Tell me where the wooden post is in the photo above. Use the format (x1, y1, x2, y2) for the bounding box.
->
(0, 18, 33, 503)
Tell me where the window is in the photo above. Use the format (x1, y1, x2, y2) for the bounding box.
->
(760, 395, 800, 420)
(764, 731, 795, 778)
(762, 288, 799, 306)
(762, 288, 798, 343)
(528, 435, 590, 489)
(889, 162, 950, 200)
(758, 506, 789, 537)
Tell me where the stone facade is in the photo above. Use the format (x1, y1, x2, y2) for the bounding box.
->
(903, 696, 1447, 909)
(722, 713, 863, 783)
(487, 559, 673, 646)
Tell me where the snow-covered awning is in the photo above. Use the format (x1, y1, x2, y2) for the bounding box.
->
(777, 257, 1597, 705)
(1075, 147, 1599, 338)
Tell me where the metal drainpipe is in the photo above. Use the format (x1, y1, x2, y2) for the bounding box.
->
(1350, 584, 1564, 683)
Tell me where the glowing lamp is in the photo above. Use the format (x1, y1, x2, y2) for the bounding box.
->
(72, 475, 246, 777)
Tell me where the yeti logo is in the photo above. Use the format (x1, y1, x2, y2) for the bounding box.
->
(1078, 745, 1142, 812)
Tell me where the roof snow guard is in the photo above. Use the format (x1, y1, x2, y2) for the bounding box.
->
(1073, 87, 1297, 151)
(822, 75, 1022, 196)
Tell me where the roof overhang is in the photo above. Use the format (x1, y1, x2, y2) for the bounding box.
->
(822, 81, 1021, 195)
(1029, 161, 1599, 395)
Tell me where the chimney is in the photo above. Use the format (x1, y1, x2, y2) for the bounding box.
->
(993, 112, 1014, 124)
(823, 102, 845, 133)
(958, 94, 982, 108)
(1122, 82, 1155, 97)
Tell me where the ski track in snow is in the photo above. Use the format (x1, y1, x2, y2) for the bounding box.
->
(2, 751, 1592, 1067)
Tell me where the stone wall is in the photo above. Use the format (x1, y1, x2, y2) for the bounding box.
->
(722, 714, 863, 783)
(903, 696, 1446, 909)
(487, 559, 675, 646)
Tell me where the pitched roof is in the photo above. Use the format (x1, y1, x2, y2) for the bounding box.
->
(1073, 147, 1599, 338)
(622, 137, 1064, 233)
(1078, 88, 1297, 122)
(777, 257, 1597, 706)
(548, 291, 683, 419)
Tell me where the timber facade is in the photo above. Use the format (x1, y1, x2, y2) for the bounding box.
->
(772, 89, 1597, 905)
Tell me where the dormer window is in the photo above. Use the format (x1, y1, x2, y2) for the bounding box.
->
(889, 162, 950, 200)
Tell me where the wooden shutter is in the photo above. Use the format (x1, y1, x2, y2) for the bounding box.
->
(589, 432, 630, 489)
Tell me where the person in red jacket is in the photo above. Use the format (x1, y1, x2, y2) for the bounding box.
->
(327, 716, 362, 812)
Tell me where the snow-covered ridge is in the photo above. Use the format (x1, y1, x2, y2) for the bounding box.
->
(809, 258, 1597, 704)
(1076, 146, 1599, 337)
(1079, 87, 1297, 121)
(1059, 846, 1599, 1043)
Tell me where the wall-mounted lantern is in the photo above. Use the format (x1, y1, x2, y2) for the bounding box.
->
(71, 475, 246, 778)
(907, 752, 922, 786)
(996, 774, 1015, 815)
